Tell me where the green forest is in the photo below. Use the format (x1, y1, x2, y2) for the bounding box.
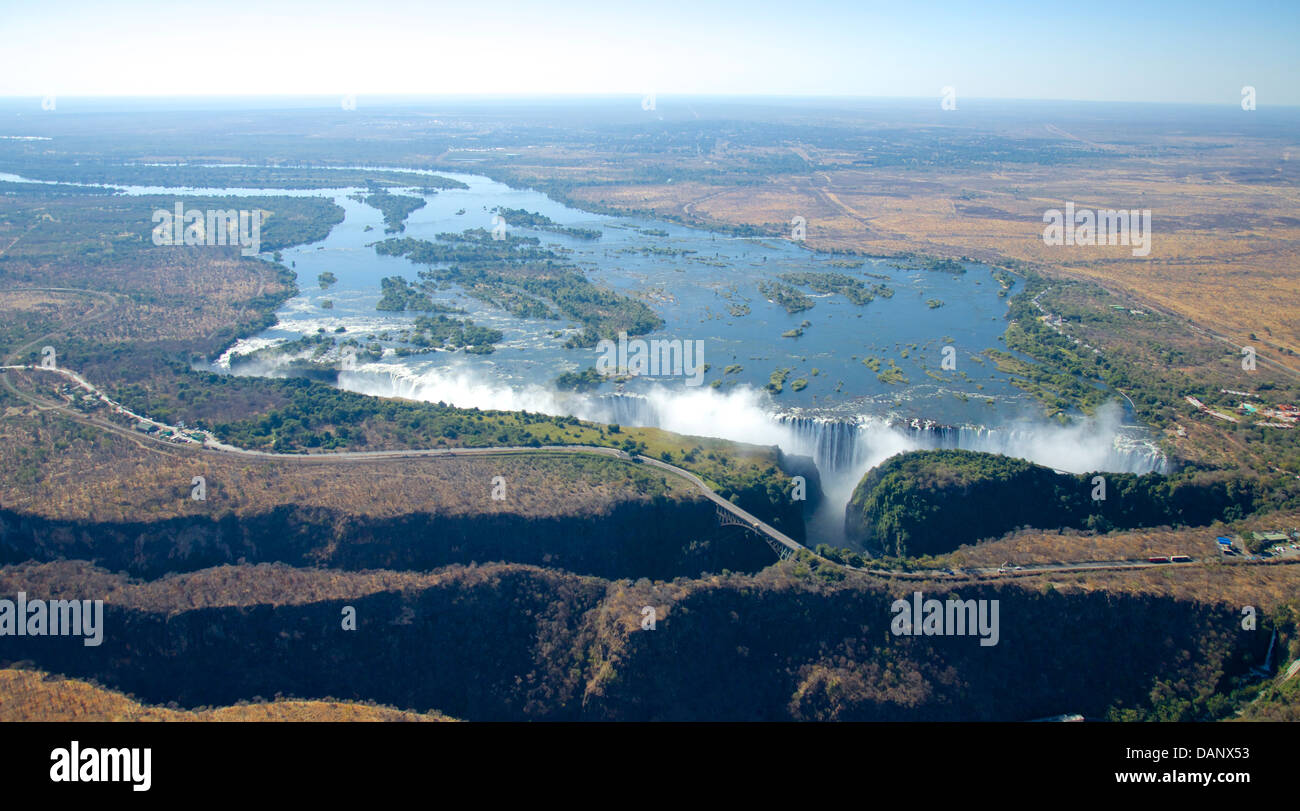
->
(355, 187, 427, 233)
(846, 449, 1264, 557)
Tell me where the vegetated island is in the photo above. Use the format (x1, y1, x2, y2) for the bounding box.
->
(493, 207, 602, 240)
(373, 231, 661, 347)
(353, 186, 427, 233)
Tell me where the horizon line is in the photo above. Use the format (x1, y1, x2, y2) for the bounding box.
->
(1, 93, 1295, 110)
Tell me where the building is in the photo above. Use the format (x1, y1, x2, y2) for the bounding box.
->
(1253, 532, 1289, 546)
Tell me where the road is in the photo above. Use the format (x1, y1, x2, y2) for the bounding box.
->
(1042, 270, 1300, 382)
(0, 358, 809, 553)
(638, 455, 804, 556)
(1, 286, 1288, 580)
(7, 359, 1295, 580)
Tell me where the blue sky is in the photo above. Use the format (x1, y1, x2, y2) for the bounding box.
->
(2, 0, 1296, 104)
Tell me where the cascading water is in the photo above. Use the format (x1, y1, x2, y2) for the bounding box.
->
(775, 413, 1170, 478)
(773, 409, 1169, 547)
(181, 164, 1168, 550)
(335, 361, 1168, 548)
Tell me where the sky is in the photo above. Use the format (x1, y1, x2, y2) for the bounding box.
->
(2, 0, 1297, 105)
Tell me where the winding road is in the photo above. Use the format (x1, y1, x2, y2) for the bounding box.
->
(3, 287, 1292, 581)
(7, 359, 1285, 581)
(0, 352, 807, 555)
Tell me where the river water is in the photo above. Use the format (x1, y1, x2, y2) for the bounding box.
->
(2, 166, 1168, 546)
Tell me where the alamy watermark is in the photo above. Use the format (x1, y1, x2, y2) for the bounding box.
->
(1043, 202, 1151, 257)
(0, 592, 104, 646)
(50, 741, 150, 791)
(890, 590, 999, 646)
(152, 202, 262, 257)
(596, 331, 706, 386)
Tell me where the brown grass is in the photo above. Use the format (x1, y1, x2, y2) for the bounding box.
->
(0, 668, 455, 721)
(535, 138, 1300, 368)
(0, 409, 693, 523)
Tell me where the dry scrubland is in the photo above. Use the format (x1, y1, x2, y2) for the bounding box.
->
(7, 254, 280, 345)
(0, 559, 576, 612)
(1017, 280, 1300, 474)
(0, 195, 299, 350)
(4, 546, 1295, 626)
(0, 556, 1293, 721)
(0, 409, 692, 523)
(1, 121, 1297, 718)
(0, 669, 454, 721)
(1021, 561, 1300, 611)
(948, 525, 1227, 567)
(945, 507, 1300, 567)
(519, 136, 1300, 367)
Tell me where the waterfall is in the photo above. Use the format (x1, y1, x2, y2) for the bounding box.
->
(332, 363, 1169, 546)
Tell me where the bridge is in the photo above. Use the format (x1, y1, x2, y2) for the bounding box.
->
(17, 353, 1287, 582)
(714, 504, 797, 560)
(630, 454, 807, 560)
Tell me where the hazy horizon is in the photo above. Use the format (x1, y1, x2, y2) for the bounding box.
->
(4, 0, 1297, 105)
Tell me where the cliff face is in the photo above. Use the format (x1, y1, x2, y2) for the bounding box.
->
(773, 449, 824, 523)
(581, 578, 1270, 721)
(0, 496, 777, 582)
(0, 442, 1283, 722)
(0, 561, 1282, 722)
(845, 449, 1262, 557)
(0, 566, 604, 721)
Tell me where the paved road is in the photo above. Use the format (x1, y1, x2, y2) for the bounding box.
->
(2, 286, 1290, 581)
(1, 360, 809, 550)
(638, 455, 804, 556)
(7, 360, 1294, 579)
